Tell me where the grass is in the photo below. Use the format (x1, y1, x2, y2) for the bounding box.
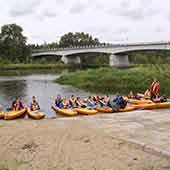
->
(56, 65, 170, 96)
(0, 63, 72, 70)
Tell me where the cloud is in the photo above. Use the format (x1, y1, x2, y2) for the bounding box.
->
(69, 2, 89, 14)
(109, 0, 159, 20)
(9, 0, 42, 17)
(0, 0, 169, 44)
(36, 8, 58, 20)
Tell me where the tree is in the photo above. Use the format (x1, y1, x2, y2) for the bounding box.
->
(59, 32, 100, 47)
(0, 24, 30, 62)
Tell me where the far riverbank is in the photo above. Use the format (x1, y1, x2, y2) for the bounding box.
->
(56, 65, 170, 96)
(0, 63, 72, 70)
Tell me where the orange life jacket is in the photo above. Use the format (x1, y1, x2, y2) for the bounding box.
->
(151, 81, 160, 95)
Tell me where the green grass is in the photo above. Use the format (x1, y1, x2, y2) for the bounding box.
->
(0, 63, 72, 70)
(56, 65, 170, 96)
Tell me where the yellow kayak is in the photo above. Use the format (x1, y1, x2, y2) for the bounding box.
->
(4, 109, 26, 120)
(27, 110, 45, 120)
(0, 112, 4, 119)
(134, 102, 170, 110)
(56, 109, 78, 116)
(52, 105, 77, 116)
(96, 106, 136, 113)
(127, 98, 153, 105)
(119, 106, 136, 112)
(76, 108, 98, 115)
(96, 107, 113, 113)
(156, 102, 170, 109)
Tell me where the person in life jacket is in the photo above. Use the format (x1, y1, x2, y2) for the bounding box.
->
(62, 98, 69, 109)
(51, 94, 64, 110)
(75, 97, 86, 108)
(12, 97, 24, 111)
(69, 95, 76, 108)
(137, 89, 151, 99)
(151, 79, 160, 100)
(108, 96, 127, 111)
(30, 96, 40, 111)
(93, 96, 102, 106)
(86, 96, 96, 108)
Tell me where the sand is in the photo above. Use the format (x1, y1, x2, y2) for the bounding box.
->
(0, 114, 170, 170)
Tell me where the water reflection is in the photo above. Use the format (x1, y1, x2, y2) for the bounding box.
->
(0, 71, 91, 117)
(0, 80, 27, 108)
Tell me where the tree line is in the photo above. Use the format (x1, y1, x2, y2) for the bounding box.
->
(30, 32, 101, 50)
(0, 23, 170, 65)
(0, 23, 102, 63)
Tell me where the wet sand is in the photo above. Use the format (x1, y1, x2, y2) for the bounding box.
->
(0, 110, 170, 170)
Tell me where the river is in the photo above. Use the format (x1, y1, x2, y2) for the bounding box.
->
(0, 69, 92, 118)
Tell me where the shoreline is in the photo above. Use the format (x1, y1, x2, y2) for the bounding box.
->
(0, 63, 72, 70)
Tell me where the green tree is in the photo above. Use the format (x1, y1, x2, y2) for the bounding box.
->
(59, 32, 100, 47)
(0, 23, 30, 62)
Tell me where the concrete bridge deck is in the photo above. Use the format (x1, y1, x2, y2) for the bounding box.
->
(31, 41, 170, 67)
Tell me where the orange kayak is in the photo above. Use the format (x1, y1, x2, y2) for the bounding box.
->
(134, 102, 170, 110)
(4, 109, 26, 120)
(119, 106, 136, 112)
(96, 107, 113, 113)
(96, 106, 136, 113)
(27, 110, 45, 120)
(0, 112, 4, 119)
(127, 98, 153, 105)
(76, 108, 97, 115)
(52, 104, 77, 116)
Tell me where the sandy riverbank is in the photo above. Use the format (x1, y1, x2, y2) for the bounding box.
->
(0, 111, 170, 170)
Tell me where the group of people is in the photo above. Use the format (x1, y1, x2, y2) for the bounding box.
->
(9, 96, 40, 112)
(52, 94, 127, 111)
(3, 78, 166, 113)
(128, 78, 168, 102)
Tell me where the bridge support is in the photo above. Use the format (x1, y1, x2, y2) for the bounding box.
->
(109, 54, 130, 67)
(61, 55, 81, 65)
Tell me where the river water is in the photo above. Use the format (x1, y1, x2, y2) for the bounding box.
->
(0, 70, 92, 118)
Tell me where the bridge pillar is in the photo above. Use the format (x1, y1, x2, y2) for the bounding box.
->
(109, 54, 130, 67)
(61, 55, 81, 65)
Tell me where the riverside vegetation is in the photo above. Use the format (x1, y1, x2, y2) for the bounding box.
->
(56, 65, 170, 96)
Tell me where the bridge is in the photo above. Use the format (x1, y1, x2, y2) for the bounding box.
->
(32, 41, 170, 67)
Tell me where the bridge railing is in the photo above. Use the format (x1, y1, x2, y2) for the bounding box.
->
(32, 41, 170, 53)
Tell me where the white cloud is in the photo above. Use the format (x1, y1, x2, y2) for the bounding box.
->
(9, 0, 42, 17)
(0, 0, 170, 44)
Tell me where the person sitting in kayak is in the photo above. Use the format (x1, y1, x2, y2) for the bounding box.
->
(128, 91, 140, 100)
(51, 94, 64, 110)
(128, 91, 134, 99)
(152, 95, 167, 103)
(75, 97, 86, 108)
(12, 97, 24, 111)
(99, 96, 110, 107)
(30, 96, 40, 111)
(87, 96, 96, 108)
(137, 89, 151, 99)
(93, 96, 103, 106)
(62, 98, 69, 109)
(108, 96, 127, 111)
(69, 95, 76, 108)
(104, 95, 110, 105)
(93, 96, 99, 104)
(151, 78, 160, 100)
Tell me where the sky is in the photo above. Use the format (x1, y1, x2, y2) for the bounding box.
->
(0, 0, 170, 44)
